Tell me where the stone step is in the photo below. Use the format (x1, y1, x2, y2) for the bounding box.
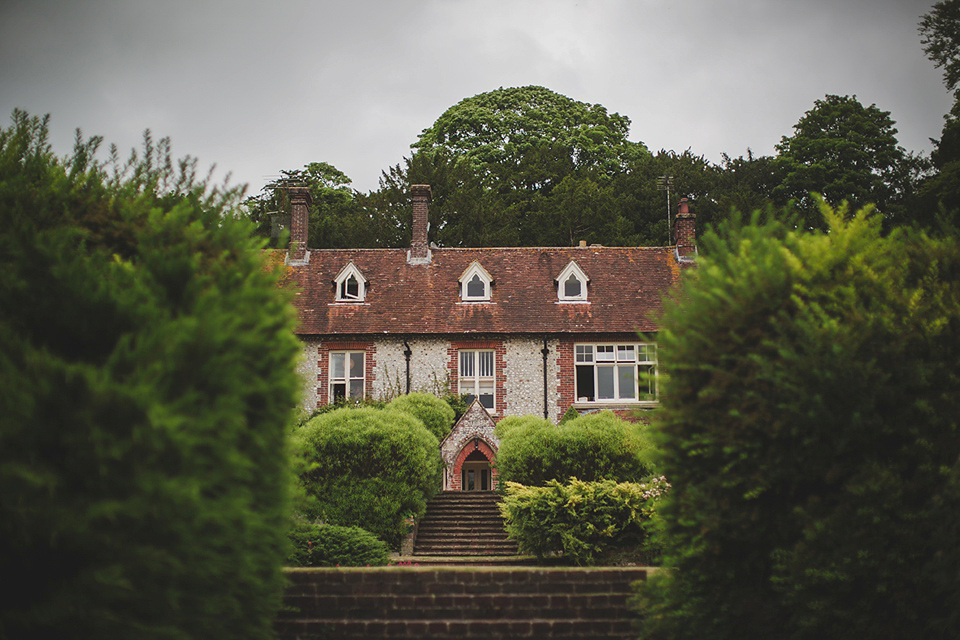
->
(413, 490, 518, 560)
(277, 617, 638, 639)
(413, 545, 519, 556)
(276, 567, 648, 639)
(417, 529, 508, 542)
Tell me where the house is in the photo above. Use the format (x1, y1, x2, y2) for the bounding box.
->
(283, 184, 695, 490)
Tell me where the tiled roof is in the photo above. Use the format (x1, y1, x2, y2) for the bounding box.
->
(285, 245, 688, 336)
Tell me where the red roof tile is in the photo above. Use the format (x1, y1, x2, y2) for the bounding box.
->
(285, 246, 687, 336)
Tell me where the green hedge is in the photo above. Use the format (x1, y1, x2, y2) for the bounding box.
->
(386, 392, 456, 440)
(0, 112, 300, 638)
(636, 203, 960, 640)
(500, 477, 669, 565)
(292, 407, 443, 549)
(287, 520, 389, 567)
(494, 411, 654, 485)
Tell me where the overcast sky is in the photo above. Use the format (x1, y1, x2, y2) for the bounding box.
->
(0, 0, 951, 195)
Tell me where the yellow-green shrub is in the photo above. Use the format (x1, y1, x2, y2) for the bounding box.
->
(500, 477, 669, 565)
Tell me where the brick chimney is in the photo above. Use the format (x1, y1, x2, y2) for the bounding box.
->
(287, 186, 312, 264)
(675, 197, 696, 258)
(408, 184, 432, 264)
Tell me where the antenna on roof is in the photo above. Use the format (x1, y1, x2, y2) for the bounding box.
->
(657, 175, 674, 245)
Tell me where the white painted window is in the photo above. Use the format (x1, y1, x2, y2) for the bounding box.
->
(556, 261, 589, 302)
(575, 343, 657, 403)
(459, 350, 495, 410)
(459, 262, 493, 302)
(334, 262, 367, 302)
(329, 351, 364, 402)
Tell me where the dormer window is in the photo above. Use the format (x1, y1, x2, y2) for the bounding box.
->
(556, 261, 589, 302)
(334, 262, 367, 302)
(459, 261, 493, 302)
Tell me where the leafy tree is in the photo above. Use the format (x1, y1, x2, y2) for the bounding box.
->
(401, 86, 651, 247)
(773, 95, 914, 230)
(244, 161, 392, 248)
(0, 111, 302, 638)
(919, 1, 960, 221)
(920, 0, 960, 101)
(373, 148, 521, 247)
(636, 201, 960, 639)
(413, 85, 648, 178)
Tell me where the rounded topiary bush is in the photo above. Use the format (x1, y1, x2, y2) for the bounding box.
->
(494, 410, 654, 486)
(0, 112, 301, 639)
(637, 204, 960, 640)
(386, 392, 456, 440)
(287, 520, 390, 567)
(292, 407, 443, 548)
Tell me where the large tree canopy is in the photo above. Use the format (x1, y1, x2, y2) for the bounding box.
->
(773, 94, 914, 229)
(413, 85, 649, 177)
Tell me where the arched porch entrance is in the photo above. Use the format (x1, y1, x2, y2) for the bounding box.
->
(451, 437, 498, 492)
(460, 449, 492, 491)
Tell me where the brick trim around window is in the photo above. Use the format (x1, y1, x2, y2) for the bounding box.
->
(317, 340, 376, 406)
(448, 339, 506, 416)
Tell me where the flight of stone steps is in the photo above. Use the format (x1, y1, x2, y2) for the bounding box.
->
(413, 491, 519, 557)
(276, 566, 649, 639)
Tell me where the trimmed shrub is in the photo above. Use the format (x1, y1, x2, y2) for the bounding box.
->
(287, 519, 389, 567)
(500, 477, 669, 565)
(386, 392, 456, 440)
(292, 407, 443, 548)
(494, 411, 654, 485)
(636, 203, 960, 640)
(0, 112, 301, 638)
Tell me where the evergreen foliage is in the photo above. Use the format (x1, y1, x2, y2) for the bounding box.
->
(500, 477, 669, 565)
(773, 95, 916, 230)
(636, 200, 960, 639)
(494, 411, 654, 486)
(292, 407, 443, 549)
(0, 110, 302, 639)
(385, 392, 456, 441)
(286, 519, 390, 567)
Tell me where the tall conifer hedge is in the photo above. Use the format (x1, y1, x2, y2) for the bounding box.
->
(637, 201, 960, 639)
(0, 111, 302, 638)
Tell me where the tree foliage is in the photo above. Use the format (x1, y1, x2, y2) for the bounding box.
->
(413, 85, 648, 177)
(773, 95, 914, 229)
(636, 201, 960, 639)
(0, 110, 302, 639)
(921, 0, 960, 97)
(919, 1, 960, 220)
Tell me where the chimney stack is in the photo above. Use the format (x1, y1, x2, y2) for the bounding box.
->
(409, 184, 432, 264)
(675, 197, 696, 258)
(287, 186, 312, 264)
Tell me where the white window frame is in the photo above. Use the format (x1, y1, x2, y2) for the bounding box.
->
(459, 349, 496, 411)
(333, 262, 367, 302)
(329, 350, 365, 402)
(556, 261, 589, 302)
(459, 261, 493, 302)
(574, 342, 657, 404)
